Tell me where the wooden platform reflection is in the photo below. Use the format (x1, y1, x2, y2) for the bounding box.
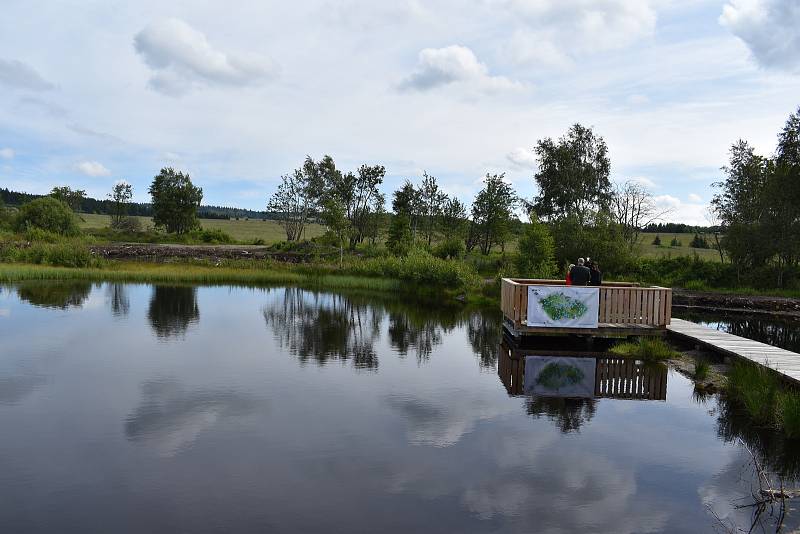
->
(498, 341, 667, 400)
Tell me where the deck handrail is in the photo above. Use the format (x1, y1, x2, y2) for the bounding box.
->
(501, 278, 672, 329)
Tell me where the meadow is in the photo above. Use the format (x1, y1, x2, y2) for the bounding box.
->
(637, 232, 722, 261)
(78, 213, 327, 243)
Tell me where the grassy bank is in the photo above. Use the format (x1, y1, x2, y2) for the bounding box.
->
(0, 262, 412, 294)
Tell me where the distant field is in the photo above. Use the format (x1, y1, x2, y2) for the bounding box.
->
(79, 213, 326, 243)
(637, 232, 721, 261)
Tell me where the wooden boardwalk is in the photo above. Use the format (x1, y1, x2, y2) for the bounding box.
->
(668, 318, 800, 385)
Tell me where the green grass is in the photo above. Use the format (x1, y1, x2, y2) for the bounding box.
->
(609, 337, 679, 361)
(694, 359, 710, 381)
(777, 391, 800, 439)
(638, 232, 721, 261)
(78, 213, 326, 244)
(0, 262, 406, 293)
(726, 362, 780, 426)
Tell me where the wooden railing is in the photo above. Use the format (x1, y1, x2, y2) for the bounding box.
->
(501, 278, 671, 330)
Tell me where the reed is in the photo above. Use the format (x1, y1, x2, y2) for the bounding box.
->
(609, 337, 678, 361)
(777, 391, 800, 439)
(725, 362, 779, 426)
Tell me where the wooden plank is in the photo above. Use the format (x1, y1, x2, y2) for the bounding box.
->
(668, 318, 800, 385)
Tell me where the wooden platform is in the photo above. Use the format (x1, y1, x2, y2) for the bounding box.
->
(667, 318, 800, 385)
(503, 317, 663, 339)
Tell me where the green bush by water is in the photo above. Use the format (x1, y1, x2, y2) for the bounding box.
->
(777, 391, 800, 439)
(610, 338, 678, 361)
(14, 197, 80, 235)
(694, 359, 710, 381)
(346, 250, 478, 290)
(726, 362, 779, 426)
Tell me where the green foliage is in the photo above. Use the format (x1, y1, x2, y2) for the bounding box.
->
(694, 359, 710, 381)
(777, 391, 800, 439)
(191, 227, 234, 244)
(50, 186, 86, 212)
(386, 213, 413, 256)
(689, 233, 710, 249)
(712, 109, 800, 286)
(726, 362, 779, 426)
(433, 238, 465, 260)
(110, 216, 142, 233)
(470, 173, 516, 255)
(14, 197, 80, 235)
(267, 159, 321, 241)
(552, 212, 632, 275)
(347, 249, 478, 289)
(2, 241, 97, 268)
(669, 237, 682, 247)
(109, 181, 133, 226)
(514, 218, 556, 278)
(149, 167, 203, 234)
(652, 234, 661, 246)
(610, 338, 678, 361)
(533, 123, 612, 225)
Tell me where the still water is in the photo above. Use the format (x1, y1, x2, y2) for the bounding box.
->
(0, 282, 797, 533)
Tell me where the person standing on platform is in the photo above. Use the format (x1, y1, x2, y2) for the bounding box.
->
(569, 258, 591, 286)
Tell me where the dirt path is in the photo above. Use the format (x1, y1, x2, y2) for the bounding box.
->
(90, 243, 330, 263)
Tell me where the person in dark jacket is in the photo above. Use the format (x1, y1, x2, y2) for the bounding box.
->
(569, 258, 591, 286)
(589, 261, 602, 286)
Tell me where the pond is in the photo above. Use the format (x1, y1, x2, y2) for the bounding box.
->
(0, 282, 797, 533)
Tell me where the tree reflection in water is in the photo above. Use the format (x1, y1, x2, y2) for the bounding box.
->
(15, 280, 92, 309)
(526, 396, 597, 433)
(467, 311, 502, 370)
(147, 286, 200, 338)
(262, 287, 486, 369)
(677, 310, 800, 354)
(107, 283, 129, 317)
(263, 288, 382, 370)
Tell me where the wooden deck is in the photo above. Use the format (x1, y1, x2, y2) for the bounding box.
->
(501, 278, 671, 338)
(668, 318, 800, 385)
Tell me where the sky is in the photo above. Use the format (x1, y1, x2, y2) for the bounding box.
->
(1, 0, 799, 225)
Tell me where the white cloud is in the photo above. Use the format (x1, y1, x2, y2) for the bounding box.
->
(720, 0, 800, 71)
(654, 194, 708, 225)
(627, 94, 650, 105)
(399, 45, 523, 92)
(134, 18, 278, 96)
(630, 176, 657, 188)
(506, 147, 537, 169)
(0, 148, 14, 160)
(75, 161, 111, 177)
(499, 0, 658, 66)
(688, 192, 702, 202)
(0, 58, 54, 91)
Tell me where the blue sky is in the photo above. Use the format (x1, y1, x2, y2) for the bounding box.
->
(1, 0, 799, 224)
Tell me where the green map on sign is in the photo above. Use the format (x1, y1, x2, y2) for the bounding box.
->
(536, 363, 585, 390)
(539, 292, 589, 321)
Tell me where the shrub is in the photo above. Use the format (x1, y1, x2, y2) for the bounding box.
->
(14, 197, 79, 235)
(347, 249, 478, 289)
(689, 233, 710, 249)
(652, 235, 661, 246)
(190, 228, 234, 244)
(433, 238, 465, 260)
(726, 362, 779, 426)
(777, 391, 800, 439)
(5, 241, 96, 267)
(610, 338, 678, 361)
(694, 359, 710, 381)
(110, 216, 142, 233)
(514, 219, 556, 278)
(669, 237, 682, 247)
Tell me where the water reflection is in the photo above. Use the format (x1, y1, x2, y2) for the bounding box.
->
(125, 378, 260, 456)
(15, 280, 92, 309)
(498, 340, 668, 433)
(467, 311, 501, 369)
(106, 283, 129, 317)
(263, 288, 382, 369)
(147, 286, 199, 338)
